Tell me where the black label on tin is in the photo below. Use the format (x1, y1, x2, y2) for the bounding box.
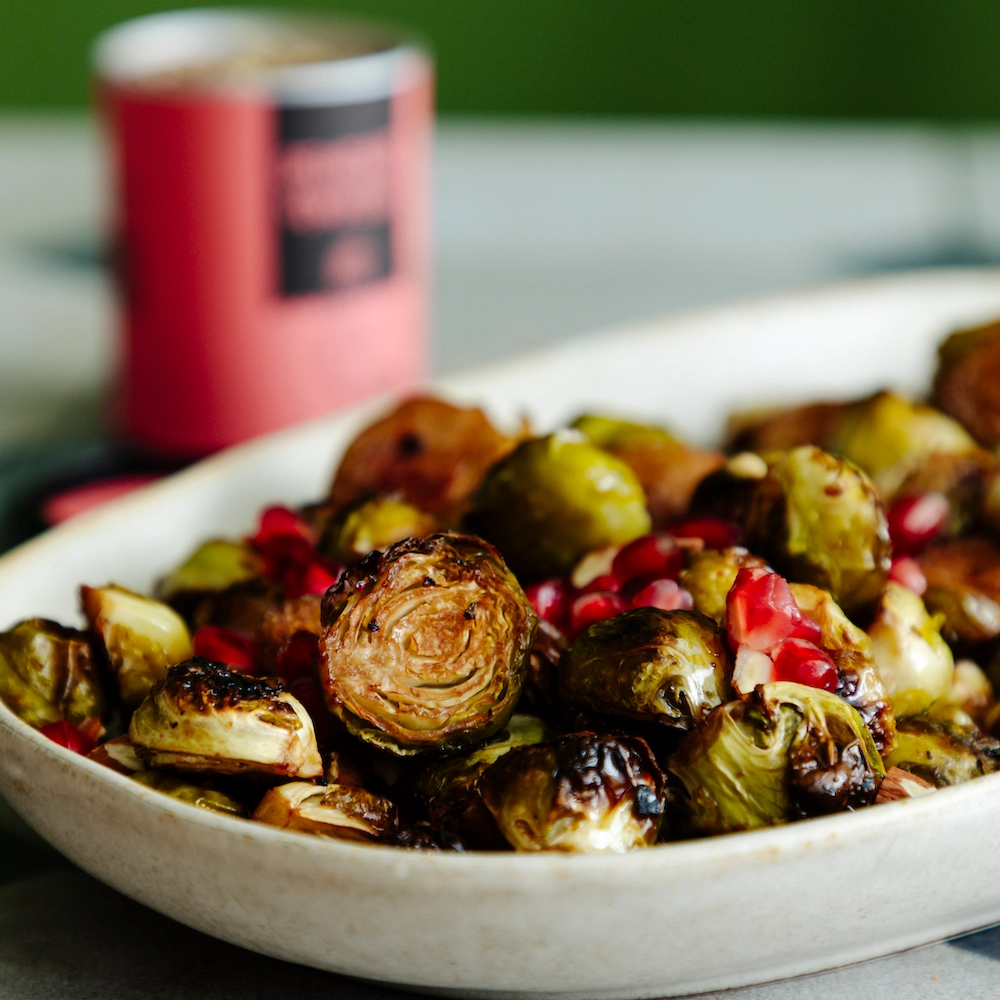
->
(276, 99, 392, 296)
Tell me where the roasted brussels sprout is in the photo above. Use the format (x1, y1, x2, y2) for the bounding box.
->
(571, 414, 724, 527)
(789, 583, 896, 753)
(388, 822, 467, 850)
(678, 547, 769, 624)
(131, 769, 248, 817)
(156, 539, 263, 606)
(328, 396, 515, 524)
(321, 494, 437, 566)
(933, 317, 1000, 448)
(918, 537, 1000, 646)
(418, 714, 548, 845)
(740, 447, 891, 612)
(867, 582, 954, 718)
(668, 682, 884, 836)
(479, 732, 665, 852)
(885, 716, 1000, 787)
(466, 431, 651, 580)
(0, 619, 104, 728)
(319, 532, 535, 755)
(558, 608, 731, 731)
(81, 585, 193, 707)
(252, 781, 396, 841)
(129, 658, 323, 778)
(946, 658, 994, 723)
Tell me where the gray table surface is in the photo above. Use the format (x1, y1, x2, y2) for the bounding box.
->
(3, 114, 1000, 998)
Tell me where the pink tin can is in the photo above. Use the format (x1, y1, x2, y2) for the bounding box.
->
(94, 10, 432, 457)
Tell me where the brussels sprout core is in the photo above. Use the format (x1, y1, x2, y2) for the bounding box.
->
(130, 658, 322, 778)
(319, 532, 536, 755)
(253, 781, 397, 841)
(558, 608, 731, 730)
(480, 732, 665, 852)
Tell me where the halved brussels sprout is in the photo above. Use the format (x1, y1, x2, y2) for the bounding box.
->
(319, 532, 535, 755)
(789, 583, 896, 753)
(418, 714, 548, 846)
(466, 431, 651, 580)
(558, 608, 731, 731)
(321, 494, 437, 566)
(479, 732, 665, 852)
(131, 769, 248, 817)
(328, 396, 516, 524)
(950, 658, 995, 723)
(252, 781, 396, 841)
(932, 317, 1000, 448)
(679, 548, 769, 624)
(668, 681, 884, 836)
(129, 658, 322, 779)
(571, 413, 724, 527)
(867, 582, 954, 718)
(81, 585, 193, 707)
(918, 537, 1000, 646)
(0, 619, 104, 728)
(742, 447, 891, 612)
(885, 716, 1000, 787)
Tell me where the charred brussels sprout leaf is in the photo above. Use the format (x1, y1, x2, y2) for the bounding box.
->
(479, 732, 665, 852)
(319, 532, 535, 756)
(789, 583, 896, 754)
(558, 608, 731, 731)
(571, 414, 724, 527)
(129, 658, 322, 779)
(885, 717, 1000, 787)
(328, 396, 515, 524)
(253, 781, 396, 841)
(668, 682, 883, 836)
(81, 585, 193, 707)
(0, 619, 104, 728)
(131, 769, 248, 817)
(742, 446, 891, 612)
(868, 583, 954, 718)
(933, 317, 1000, 448)
(466, 431, 651, 580)
(918, 537, 1000, 646)
(321, 494, 438, 566)
(679, 548, 769, 625)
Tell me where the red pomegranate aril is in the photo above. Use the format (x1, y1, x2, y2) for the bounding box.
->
(770, 638, 839, 692)
(611, 534, 683, 585)
(629, 578, 695, 612)
(39, 720, 98, 755)
(275, 630, 321, 684)
(252, 506, 315, 548)
(525, 578, 572, 630)
(889, 555, 928, 596)
(579, 573, 623, 595)
(570, 591, 627, 634)
(193, 625, 256, 673)
(726, 566, 807, 652)
(668, 516, 742, 550)
(787, 614, 824, 645)
(284, 557, 343, 600)
(887, 492, 949, 555)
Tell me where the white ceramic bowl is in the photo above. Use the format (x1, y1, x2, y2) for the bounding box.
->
(3, 269, 1000, 999)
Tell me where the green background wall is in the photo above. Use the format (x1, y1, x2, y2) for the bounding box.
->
(4, 0, 1000, 118)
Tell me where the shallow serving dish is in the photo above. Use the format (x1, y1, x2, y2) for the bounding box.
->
(3, 269, 1000, 998)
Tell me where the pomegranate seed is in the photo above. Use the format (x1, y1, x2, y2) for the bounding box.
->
(887, 493, 949, 555)
(611, 534, 683, 584)
(770, 638, 839, 692)
(668, 516, 742, 549)
(252, 506, 317, 580)
(726, 567, 809, 652)
(193, 626, 256, 673)
(39, 720, 98, 755)
(629, 578, 695, 611)
(525, 578, 572, 630)
(570, 591, 627, 634)
(579, 573, 623, 595)
(889, 555, 928, 596)
(732, 645, 776, 695)
(275, 630, 321, 684)
(788, 615, 824, 645)
(284, 557, 344, 600)
(77, 717, 106, 745)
